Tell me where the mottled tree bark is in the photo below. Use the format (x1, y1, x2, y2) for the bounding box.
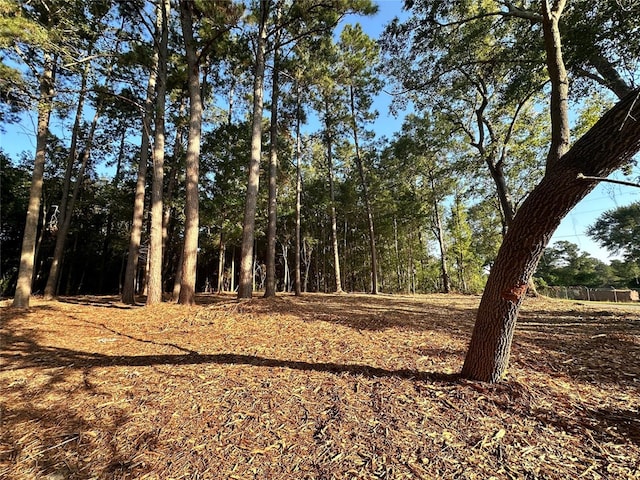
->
(265, 32, 281, 298)
(178, 0, 203, 305)
(462, 88, 640, 381)
(348, 84, 378, 294)
(121, 46, 157, 304)
(238, 0, 269, 299)
(146, 0, 170, 305)
(13, 54, 56, 308)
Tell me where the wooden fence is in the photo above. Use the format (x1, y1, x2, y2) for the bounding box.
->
(538, 286, 640, 303)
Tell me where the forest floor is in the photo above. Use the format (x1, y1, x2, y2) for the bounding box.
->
(1, 293, 639, 480)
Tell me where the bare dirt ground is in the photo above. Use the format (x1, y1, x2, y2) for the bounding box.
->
(1, 293, 639, 479)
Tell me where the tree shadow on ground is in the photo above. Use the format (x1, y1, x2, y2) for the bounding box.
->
(485, 379, 640, 448)
(2, 298, 639, 480)
(1, 308, 460, 478)
(514, 305, 640, 388)
(44, 292, 479, 337)
(2, 323, 458, 383)
(57, 295, 141, 309)
(197, 292, 480, 337)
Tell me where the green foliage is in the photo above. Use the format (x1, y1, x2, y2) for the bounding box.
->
(572, 92, 616, 138)
(0, 151, 30, 294)
(447, 195, 486, 293)
(0, 0, 48, 48)
(535, 241, 611, 288)
(588, 201, 640, 264)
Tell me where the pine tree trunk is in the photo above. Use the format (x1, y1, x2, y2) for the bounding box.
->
(230, 246, 236, 293)
(325, 107, 343, 294)
(430, 172, 451, 293)
(281, 241, 289, 292)
(349, 85, 378, 294)
(122, 44, 158, 304)
(238, 0, 269, 299)
(294, 84, 303, 296)
(13, 54, 56, 308)
(265, 36, 281, 298)
(99, 127, 126, 293)
(217, 231, 226, 292)
(462, 88, 640, 382)
(178, 0, 203, 305)
(42, 48, 91, 299)
(393, 217, 402, 291)
(44, 104, 101, 299)
(146, 0, 170, 305)
(172, 244, 184, 302)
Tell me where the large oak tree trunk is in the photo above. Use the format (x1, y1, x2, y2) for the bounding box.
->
(461, 88, 640, 382)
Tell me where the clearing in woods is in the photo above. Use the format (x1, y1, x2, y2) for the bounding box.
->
(1, 293, 639, 479)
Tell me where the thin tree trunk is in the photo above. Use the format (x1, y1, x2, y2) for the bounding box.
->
(122, 39, 158, 304)
(49, 55, 91, 295)
(453, 201, 467, 292)
(238, 0, 269, 299)
(294, 81, 303, 296)
(44, 102, 102, 299)
(485, 155, 515, 233)
(172, 245, 184, 301)
(265, 27, 281, 298)
(430, 172, 451, 293)
(542, 0, 570, 168)
(217, 229, 226, 292)
(217, 83, 235, 294)
(162, 97, 187, 292)
(393, 216, 402, 291)
(325, 108, 343, 294)
(13, 54, 56, 308)
(349, 84, 378, 294)
(178, 0, 203, 305)
(281, 241, 289, 292)
(161, 124, 183, 285)
(408, 231, 414, 294)
(65, 233, 78, 295)
(33, 202, 48, 289)
(99, 126, 126, 293)
(147, 0, 171, 305)
(230, 246, 236, 292)
(302, 238, 312, 293)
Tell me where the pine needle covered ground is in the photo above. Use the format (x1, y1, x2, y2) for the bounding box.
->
(1, 293, 638, 479)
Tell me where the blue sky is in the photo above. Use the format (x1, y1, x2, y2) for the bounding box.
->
(2, 0, 638, 264)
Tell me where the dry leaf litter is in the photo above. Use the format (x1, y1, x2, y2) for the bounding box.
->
(1, 293, 638, 479)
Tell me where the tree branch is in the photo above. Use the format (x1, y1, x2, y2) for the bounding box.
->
(576, 173, 640, 188)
